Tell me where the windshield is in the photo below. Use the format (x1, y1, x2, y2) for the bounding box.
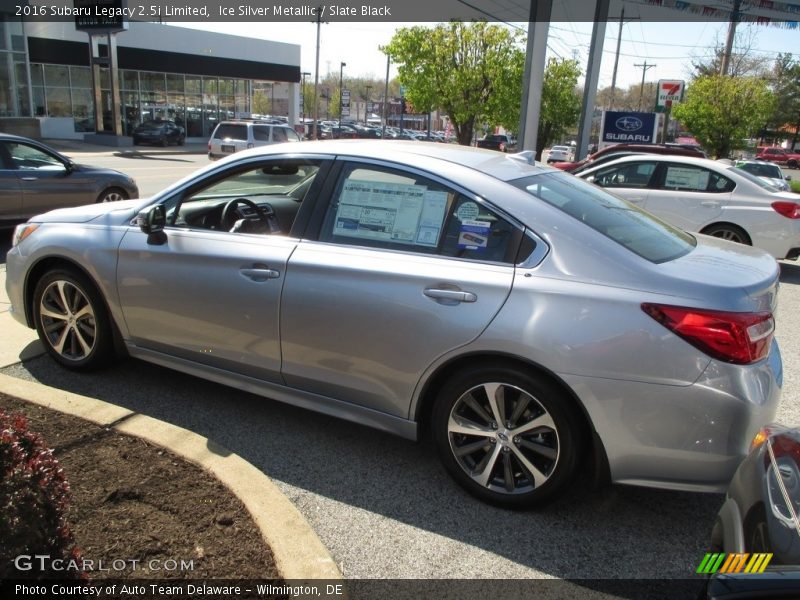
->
(510, 171, 696, 263)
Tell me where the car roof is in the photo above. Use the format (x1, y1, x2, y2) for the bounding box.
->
(580, 153, 732, 173)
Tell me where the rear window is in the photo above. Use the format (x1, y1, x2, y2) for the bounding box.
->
(510, 171, 695, 263)
(213, 124, 248, 141)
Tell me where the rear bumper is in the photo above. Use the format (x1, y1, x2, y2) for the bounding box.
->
(561, 339, 783, 492)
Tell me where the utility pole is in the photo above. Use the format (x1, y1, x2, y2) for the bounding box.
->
(364, 85, 372, 125)
(312, 6, 324, 139)
(634, 60, 656, 111)
(720, 0, 742, 76)
(608, 8, 640, 110)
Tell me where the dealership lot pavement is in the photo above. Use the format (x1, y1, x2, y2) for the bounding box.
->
(1, 145, 799, 588)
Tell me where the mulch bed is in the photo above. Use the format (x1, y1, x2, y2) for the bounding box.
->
(0, 393, 279, 582)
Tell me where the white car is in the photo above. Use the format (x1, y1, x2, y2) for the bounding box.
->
(578, 154, 800, 260)
(734, 160, 792, 192)
(208, 121, 301, 161)
(546, 145, 573, 163)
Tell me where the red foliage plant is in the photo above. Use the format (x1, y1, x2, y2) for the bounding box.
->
(0, 409, 82, 579)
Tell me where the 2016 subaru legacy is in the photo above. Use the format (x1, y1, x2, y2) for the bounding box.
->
(5, 141, 783, 508)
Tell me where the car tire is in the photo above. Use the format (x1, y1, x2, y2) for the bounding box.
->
(160, 136, 168, 147)
(788, 159, 798, 168)
(96, 187, 128, 203)
(432, 364, 584, 509)
(178, 135, 186, 146)
(701, 223, 752, 245)
(32, 268, 117, 370)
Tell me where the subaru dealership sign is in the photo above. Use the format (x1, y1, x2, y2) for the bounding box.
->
(600, 111, 658, 147)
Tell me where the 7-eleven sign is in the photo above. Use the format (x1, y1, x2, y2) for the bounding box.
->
(657, 79, 684, 107)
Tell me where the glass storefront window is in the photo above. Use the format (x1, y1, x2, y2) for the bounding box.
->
(122, 70, 139, 91)
(167, 73, 184, 93)
(44, 64, 69, 87)
(72, 88, 93, 131)
(185, 76, 200, 94)
(70, 66, 91, 89)
(45, 86, 70, 117)
(141, 71, 164, 93)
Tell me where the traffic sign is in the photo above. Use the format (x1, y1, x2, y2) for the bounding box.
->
(657, 80, 684, 107)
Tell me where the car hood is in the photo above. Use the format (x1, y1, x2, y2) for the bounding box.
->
(72, 163, 132, 179)
(29, 198, 145, 224)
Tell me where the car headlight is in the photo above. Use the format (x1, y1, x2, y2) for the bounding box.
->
(12, 223, 39, 247)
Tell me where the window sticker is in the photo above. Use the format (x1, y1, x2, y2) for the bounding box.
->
(665, 167, 709, 191)
(458, 220, 491, 249)
(332, 179, 448, 247)
(455, 201, 480, 222)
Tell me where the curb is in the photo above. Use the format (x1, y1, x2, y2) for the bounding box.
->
(0, 372, 342, 582)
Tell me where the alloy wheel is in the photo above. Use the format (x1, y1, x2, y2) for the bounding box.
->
(38, 279, 97, 361)
(447, 382, 560, 494)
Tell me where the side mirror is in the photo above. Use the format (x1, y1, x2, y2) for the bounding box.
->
(136, 204, 166, 234)
(786, 175, 792, 181)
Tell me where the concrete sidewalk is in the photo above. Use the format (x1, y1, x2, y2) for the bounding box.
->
(0, 265, 341, 582)
(43, 137, 209, 157)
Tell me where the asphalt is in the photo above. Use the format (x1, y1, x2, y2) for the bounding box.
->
(0, 264, 342, 582)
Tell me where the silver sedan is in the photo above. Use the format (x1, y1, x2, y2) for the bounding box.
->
(5, 141, 783, 509)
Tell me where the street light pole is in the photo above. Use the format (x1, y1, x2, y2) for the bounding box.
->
(301, 71, 310, 125)
(339, 61, 346, 129)
(364, 85, 372, 125)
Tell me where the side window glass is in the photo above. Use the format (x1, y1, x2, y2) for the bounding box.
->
(663, 165, 733, 193)
(252, 126, 270, 142)
(272, 128, 288, 143)
(592, 162, 655, 188)
(6, 143, 65, 171)
(286, 129, 301, 142)
(166, 159, 321, 235)
(319, 164, 520, 263)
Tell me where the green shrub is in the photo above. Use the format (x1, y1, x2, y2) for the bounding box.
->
(0, 409, 80, 578)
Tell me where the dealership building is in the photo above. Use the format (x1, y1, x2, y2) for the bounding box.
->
(0, 13, 301, 141)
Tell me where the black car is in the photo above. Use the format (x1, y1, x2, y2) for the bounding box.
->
(132, 120, 186, 147)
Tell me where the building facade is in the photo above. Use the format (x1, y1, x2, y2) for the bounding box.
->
(0, 14, 301, 140)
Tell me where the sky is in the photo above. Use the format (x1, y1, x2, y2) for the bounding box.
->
(173, 20, 800, 91)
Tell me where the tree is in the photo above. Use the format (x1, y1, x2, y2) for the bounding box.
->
(672, 75, 775, 158)
(767, 53, 800, 147)
(690, 25, 769, 78)
(536, 58, 582, 158)
(384, 21, 525, 145)
(595, 81, 659, 112)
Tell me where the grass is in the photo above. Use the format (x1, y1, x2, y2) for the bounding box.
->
(791, 179, 800, 194)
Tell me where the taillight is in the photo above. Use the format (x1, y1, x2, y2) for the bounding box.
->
(642, 303, 774, 365)
(499, 143, 506, 152)
(772, 201, 800, 219)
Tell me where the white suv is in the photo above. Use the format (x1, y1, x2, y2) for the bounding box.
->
(208, 121, 301, 160)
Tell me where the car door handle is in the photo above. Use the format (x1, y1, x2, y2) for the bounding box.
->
(21, 176, 38, 181)
(423, 288, 477, 304)
(240, 265, 280, 282)
(627, 196, 644, 204)
(701, 201, 720, 208)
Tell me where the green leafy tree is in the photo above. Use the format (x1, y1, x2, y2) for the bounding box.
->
(537, 58, 582, 159)
(672, 75, 775, 158)
(768, 53, 800, 147)
(384, 21, 525, 145)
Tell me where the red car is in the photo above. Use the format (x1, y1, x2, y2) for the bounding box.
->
(553, 143, 706, 173)
(756, 146, 800, 168)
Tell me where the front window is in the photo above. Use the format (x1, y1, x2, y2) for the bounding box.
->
(510, 171, 695, 263)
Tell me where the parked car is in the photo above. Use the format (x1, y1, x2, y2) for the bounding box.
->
(703, 424, 800, 599)
(6, 141, 782, 509)
(735, 160, 792, 192)
(0, 133, 138, 227)
(132, 119, 186, 147)
(476, 133, 516, 152)
(208, 120, 301, 160)
(756, 146, 800, 168)
(554, 143, 706, 173)
(546, 145, 573, 163)
(578, 154, 800, 260)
